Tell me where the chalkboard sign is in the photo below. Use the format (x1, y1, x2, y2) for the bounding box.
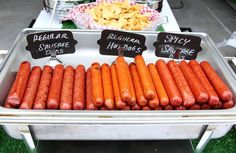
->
(97, 30, 147, 58)
(26, 31, 77, 59)
(153, 32, 202, 60)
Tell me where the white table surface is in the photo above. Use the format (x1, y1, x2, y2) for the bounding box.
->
(33, 0, 180, 32)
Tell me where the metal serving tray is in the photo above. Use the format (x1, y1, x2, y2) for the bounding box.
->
(0, 29, 236, 141)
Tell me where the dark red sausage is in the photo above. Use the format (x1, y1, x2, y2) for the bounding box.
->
(179, 61, 209, 103)
(201, 104, 211, 110)
(222, 100, 234, 109)
(73, 65, 86, 110)
(47, 64, 64, 109)
(156, 60, 182, 107)
(86, 68, 98, 110)
(33, 66, 53, 109)
(60, 66, 75, 110)
(200, 61, 233, 102)
(175, 105, 186, 110)
(164, 104, 174, 110)
(20, 66, 41, 109)
(5, 61, 31, 108)
(190, 104, 201, 110)
(189, 60, 220, 107)
(168, 60, 195, 107)
(131, 103, 141, 110)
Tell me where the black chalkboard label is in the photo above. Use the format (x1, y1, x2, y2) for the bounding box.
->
(153, 32, 202, 60)
(26, 31, 77, 59)
(97, 30, 147, 58)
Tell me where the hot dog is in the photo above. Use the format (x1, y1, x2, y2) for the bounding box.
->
(211, 101, 222, 109)
(101, 64, 114, 110)
(164, 104, 174, 110)
(148, 63, 169, 106)
(175, 105, 186, 110)
(148, 91, 159, 109)
(156, 60, 182, 107)
(123, 105, 131, 110)
(129, 63, 148, 107)
(154, 106, 163, 110)
(91, 63, 104, 107)
(47, 64, 64, 109)
(33, 66, 53, 109)
(126, 63, 136, 106)
(190, 104, 201, 110)
(200, 61, 233, 102)
(20, 66, 41, 109)
(131, 103, 141, 110)
(167, 60, 195, 107)
(115, 57, 131, 102)
(5, 61, 31, 108)
(100, 106, 108, 110)
(60, 66, 75, 110)
(134, 55, 156, 99)
(142, 106, 151, 110)
(86, 68, 98, 110)
(201, 104, 210, 110)
(222, 100, 234, 109)
(189, 60, 220, 107)
(73, 65, 86, 110)
(179, 61, 209, 103)
(111, 63, 126, 109)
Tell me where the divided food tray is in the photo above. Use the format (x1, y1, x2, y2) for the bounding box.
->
(0, 29, 236, 140)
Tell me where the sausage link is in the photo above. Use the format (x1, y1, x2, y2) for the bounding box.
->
(126, 63, 136, 106)
(148, 63, 169, 106)
(33, 66, 53, 109)
(211, 101, 223, 109)
(175, 105, 186, 110)
(86, 68, 98, 110)
(134, 55, 155, 99)
(100, 106, 108, 110)
(20, 66, 41, 109)
(190, 104, 201, 110)
(222, 100, 234, 109)
(5, 61, 31, 108)
(47, 64, 64, 109)
(167, 60, 195, 107)
(179, 61, 209, 103)
(123, 105, 131, 110)
(200, 61, 233, 101)
(111, 64, 126, 109)
(164, 104, 174, 110)
(154, 106, 163, 110)
(148, 92, 159, 109)
(189, 60, 220, 107)
(131, 103, 141, 110)
(156, 60, 182, 107)
(201, 104, 211, 110)
(91, 63, 104, 107)
(101, 64, 114, 110)
(142, 106, 151, 110)
(73, 65, 86, 110)
(129, 63, 148, 107)
(60, 66, 75, 110)
(115, 57, 131, 102)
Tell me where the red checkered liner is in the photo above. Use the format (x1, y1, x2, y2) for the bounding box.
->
(64, 0, 161, 30)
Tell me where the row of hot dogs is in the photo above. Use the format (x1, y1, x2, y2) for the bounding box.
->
(4, 55, 234, 110)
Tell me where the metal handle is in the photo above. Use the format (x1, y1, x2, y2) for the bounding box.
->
(19, 125, 37, 153)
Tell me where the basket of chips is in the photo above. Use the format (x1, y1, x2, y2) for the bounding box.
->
(63, 0, 163, 30)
